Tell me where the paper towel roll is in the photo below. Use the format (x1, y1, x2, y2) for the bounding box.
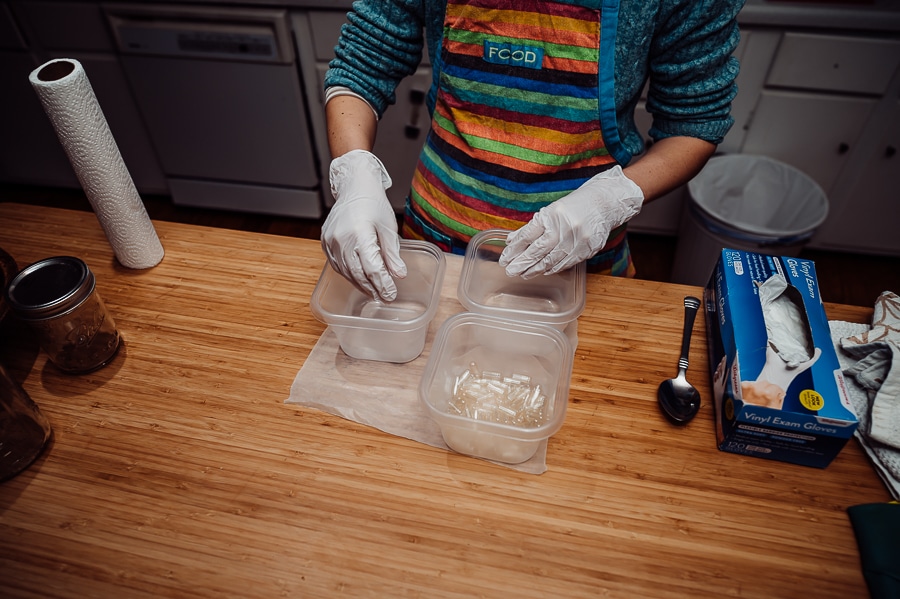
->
(29, 58, 164, 269)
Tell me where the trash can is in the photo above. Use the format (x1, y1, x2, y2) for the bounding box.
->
(670, 155, 829, 286)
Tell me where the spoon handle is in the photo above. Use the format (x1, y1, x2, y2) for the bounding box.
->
(679, 296, 701, 372)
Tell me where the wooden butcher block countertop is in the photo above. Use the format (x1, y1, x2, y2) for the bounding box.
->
(0, 202, 889, 598)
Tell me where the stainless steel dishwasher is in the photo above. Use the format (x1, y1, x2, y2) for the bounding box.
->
(104, 3, 322, 218)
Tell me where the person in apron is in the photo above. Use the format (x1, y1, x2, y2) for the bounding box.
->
(322, 0, 742, 301)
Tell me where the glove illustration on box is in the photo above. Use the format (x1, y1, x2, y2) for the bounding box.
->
(742, 274, 822, 410)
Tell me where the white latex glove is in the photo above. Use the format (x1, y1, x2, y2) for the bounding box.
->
(499, 165, 644, 278)
(321, 149, 407, 302)
(756, 344, 822, 392)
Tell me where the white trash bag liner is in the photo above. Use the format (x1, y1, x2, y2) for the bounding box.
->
(687, 155, 829, 242)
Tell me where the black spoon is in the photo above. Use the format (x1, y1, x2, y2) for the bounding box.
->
(657, 296, 701, 425)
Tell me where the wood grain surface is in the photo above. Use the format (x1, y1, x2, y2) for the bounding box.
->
(0, 203, 888, 598)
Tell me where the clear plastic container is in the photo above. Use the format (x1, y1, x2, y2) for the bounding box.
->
(419, 312, 573, 464)
(310, 240, 446, 363)
(458, 229, 586, 330)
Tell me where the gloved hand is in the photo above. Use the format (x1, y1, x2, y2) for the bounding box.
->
(321, 149, 407, 302)
(499, 165, 644, 278)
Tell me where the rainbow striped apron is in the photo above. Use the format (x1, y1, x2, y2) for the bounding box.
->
(402, 0, 634, 276)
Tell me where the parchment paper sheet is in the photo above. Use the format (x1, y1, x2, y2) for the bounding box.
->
(287, 254, 575, 474)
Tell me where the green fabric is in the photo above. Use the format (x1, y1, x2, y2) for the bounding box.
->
(847, 502, 900, 599)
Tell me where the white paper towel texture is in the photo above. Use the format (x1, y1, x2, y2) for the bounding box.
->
(29, 58, 164, 269)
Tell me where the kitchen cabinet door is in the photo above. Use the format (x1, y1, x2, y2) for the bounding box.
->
(312, 62, 432, 211)
(60, 53, 168, 194)
(0, 51, 77, 188)
(0, 51, 166, 193)
(302, 7, 432, 212)
(765, 32, 900, 96)
(371, 68, 433, 211)
(741, 89, 875, 196)
(627, 101, 685, 235)
(121, 56, 317, 189)
(628, 30, 752, 235)
(816, 101, 900, 255)
(0, 2, 24, 49)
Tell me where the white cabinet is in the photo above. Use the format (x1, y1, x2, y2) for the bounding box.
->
(628, 32, 751, 235)
(294, 9, 432, 212)
(765, 32, 900, 95)
(627, 102, 686, 236)
(732, 29, 900, 256)
(0, 0, 167, 193)
(814, 100, 900, 255)
(637, 25, 900, 257)
(741, 90, 875, 196)
(0, 50, 78, 188)
(106, 3, 322, 218)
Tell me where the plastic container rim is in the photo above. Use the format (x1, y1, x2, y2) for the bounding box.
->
(458, 229, 586, 325)
(310, 239, 446, 333)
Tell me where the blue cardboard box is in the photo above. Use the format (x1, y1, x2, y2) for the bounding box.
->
(703, 249, 858, 468)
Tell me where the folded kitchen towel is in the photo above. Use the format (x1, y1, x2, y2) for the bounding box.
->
(841, 292, 900, 449)
(830, 319, 900, 500)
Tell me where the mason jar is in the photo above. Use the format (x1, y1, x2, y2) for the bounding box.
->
(5, 256, 120, 374)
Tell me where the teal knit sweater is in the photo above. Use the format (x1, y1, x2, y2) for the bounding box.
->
(325, 0, 744, 165)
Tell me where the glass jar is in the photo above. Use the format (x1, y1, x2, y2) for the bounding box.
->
(5, 256, 120, 374)
(0, 362, 52, 481)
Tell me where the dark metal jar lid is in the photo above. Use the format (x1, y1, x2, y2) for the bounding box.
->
(5, 256, 95, 320)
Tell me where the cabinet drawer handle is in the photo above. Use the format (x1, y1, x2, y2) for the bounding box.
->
(405, 89, 426, 140)
(837, 142, 849, 155)
(886, 145, 896, 159)
(409, 89, 425, 105)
